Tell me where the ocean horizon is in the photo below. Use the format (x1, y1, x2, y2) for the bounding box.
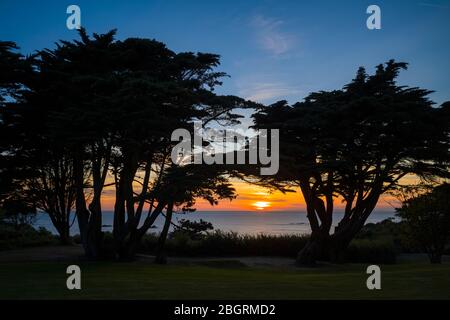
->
(34, 210, 397, 236)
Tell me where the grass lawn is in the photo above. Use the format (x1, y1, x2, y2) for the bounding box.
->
(0, 260, 449, 299)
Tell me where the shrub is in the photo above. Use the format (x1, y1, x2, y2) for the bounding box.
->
(356, 219, 418, 253)
(137, 230, 397, 264)
(170, 219, 214, 240)
(0, 223, 57, 250)
(396, 184, 450, 264)
(140, 230, 308, 258)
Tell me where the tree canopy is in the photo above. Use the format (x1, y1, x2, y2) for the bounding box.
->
(0, 29, 254, 259)
(252, 60, 450, 264)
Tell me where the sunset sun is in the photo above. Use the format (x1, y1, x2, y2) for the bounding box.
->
(253, 201, 271, 210)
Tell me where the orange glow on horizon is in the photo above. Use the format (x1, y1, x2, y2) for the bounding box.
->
(100, 178, 401, 212)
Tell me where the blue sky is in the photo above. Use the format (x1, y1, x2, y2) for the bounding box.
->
(1, 0, 449, 108)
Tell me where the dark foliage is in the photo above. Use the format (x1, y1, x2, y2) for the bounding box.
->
(0, 222, 57, 250)
(170, 219, 214, 240)
(251, 60, 450, 265)
(397, 184, 450, 263)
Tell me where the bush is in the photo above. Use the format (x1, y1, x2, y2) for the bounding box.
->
(356, 219, 418, 253)
(396, 184, 450, 263)
(0, 220, 400, 264)
(141, 230, 308, 258)
(0, 223, 57, 250)
(170, 219, 214, 240)
(137, 229, 397, 264)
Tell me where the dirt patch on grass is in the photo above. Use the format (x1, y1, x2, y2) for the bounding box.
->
(0, 245, 84, 263)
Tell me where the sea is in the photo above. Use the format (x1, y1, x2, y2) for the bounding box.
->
(34, 210, 397, 236)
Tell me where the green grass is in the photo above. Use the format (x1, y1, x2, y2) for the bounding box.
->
(0, 261, 449, 300)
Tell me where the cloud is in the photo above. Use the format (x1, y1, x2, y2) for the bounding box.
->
(250, 14, 296, 56)
(418, 2, 449, 9)
(238, 82, 302, 103)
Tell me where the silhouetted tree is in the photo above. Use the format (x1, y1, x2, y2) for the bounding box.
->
(9, 29, 251, 259)
(0, 41, 37, 231)
(1, 38, 81, 244)
(100, 38, 246, 260)
(252, 60, 450, 265)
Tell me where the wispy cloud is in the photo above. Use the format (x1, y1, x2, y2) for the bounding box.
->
(250, 14, 296, 56)
(418, 2, 449, 9)
(238, 82, 302, 103)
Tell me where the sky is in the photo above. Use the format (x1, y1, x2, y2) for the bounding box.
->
(1, 0, 449, 212)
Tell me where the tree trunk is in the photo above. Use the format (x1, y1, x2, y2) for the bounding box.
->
(429, 252, 442, 264)
(73, 156, 91, 256)
(155, 203, 173, 264)
(296, 232, 331, 266)
(297, 234, 353, 265)
(87, 198, 103, 258)
(48, 213, 72, 246)
(298, 191, 382, 266)
(296, 214, 368, 266)
(328, 234, 353, 263)
(59, 224, 72, 245)
(115, 232, 140, 261)
(296, 239, 321, 266)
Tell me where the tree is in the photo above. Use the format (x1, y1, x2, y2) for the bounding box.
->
(251, 60, 450, 265)
(100, 38, 245, 260)
(10, 29, 252, 259)
(0, 41, 29, 201)
(1, 38, 80, 244)
(396, 184, 450, 264)
(0, 41, 37, 231)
